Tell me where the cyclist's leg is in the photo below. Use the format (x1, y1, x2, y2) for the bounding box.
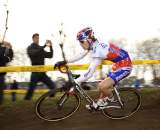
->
(85, 78, 115, 109)
(97, 69, 131, 106)
(98, 77, 114, 99)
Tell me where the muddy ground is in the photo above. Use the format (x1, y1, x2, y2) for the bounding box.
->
(0, 88, 160, 130)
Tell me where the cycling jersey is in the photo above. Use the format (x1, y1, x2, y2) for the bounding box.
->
(68, 40, 132, 84)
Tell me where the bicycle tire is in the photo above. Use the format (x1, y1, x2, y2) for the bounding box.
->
(35, 90, 81, 122)
(102, 87, 141, 119)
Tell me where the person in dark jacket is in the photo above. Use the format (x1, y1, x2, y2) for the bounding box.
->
(0, 41, 13, 105)
(134, 79, 141, 90)
(24, 33, 56, 100)
(10, 79, 19, 102)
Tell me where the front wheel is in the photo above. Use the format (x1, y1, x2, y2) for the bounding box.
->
(35, 90, 81, 122)
(102, 87, 141, 119)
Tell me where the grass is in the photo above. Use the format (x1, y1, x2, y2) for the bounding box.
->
(1, 87, 160, 108)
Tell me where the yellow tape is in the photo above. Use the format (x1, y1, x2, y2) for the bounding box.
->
(132, 60, 160, 65)
(70, 64, 102, 70)
(0, 65, 54, 72)
(102, 60, 160, 65)
(101, 60, 113, 65)
(0, 60, 159, 72)
(4, 89, 49, 94)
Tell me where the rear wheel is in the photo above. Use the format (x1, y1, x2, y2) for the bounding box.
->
(35, 90, 81, 122)
(102, 87, 141, 119)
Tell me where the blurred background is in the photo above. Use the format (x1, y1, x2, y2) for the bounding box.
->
(0, 0, 160, 88)
(0, 0, 160, 130)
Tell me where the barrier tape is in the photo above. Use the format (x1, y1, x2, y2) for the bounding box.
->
(4, 89, 49, 94)
(0, 60, 160, 72)
(132, 60, 160, 65)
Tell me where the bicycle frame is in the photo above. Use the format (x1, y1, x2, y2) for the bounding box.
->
(59, 43, 123, 109)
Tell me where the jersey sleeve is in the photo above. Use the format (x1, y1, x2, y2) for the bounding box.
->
(75, 58, 101, 83)
(67, 50, 89, 63)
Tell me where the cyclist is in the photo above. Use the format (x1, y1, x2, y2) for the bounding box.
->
(54, 27, 132, 109)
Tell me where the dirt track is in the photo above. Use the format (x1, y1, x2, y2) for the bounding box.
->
(0, 89, 160, 130)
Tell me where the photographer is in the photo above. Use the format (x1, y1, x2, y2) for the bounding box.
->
(24, 33, 56, 100)
(0, 41, 13, 104)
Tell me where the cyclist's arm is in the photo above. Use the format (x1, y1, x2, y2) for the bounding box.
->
(75, 58, 101, 83)
(67, 50, 89, 63)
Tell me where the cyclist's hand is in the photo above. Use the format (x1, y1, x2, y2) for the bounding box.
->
(54, 61, 67, 70)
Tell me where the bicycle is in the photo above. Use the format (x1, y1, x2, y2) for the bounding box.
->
(35, 43, 141, 122)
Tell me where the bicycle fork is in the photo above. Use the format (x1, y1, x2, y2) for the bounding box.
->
(57, 86, 80, 109)
(57, 93, 68, 109)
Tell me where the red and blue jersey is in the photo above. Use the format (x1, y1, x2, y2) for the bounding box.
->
(91, 41, 132, 71)
(69, 40, 132, 83)
(106, 43, 132, 71)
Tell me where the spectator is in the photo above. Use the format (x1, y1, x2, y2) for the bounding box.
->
(134, 79, 141, 90)
(24, 33, 56, 100)
(10, 79, 19, 102)
(0, 41, 13, 105)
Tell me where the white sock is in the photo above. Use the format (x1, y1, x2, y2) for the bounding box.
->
(92, 102, 98, 109)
